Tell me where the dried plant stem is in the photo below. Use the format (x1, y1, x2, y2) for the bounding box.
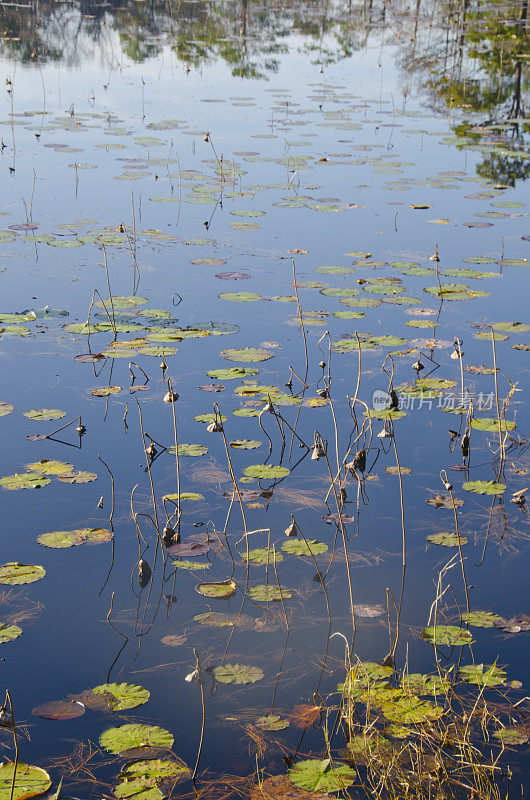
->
(191, 649, 206, 782)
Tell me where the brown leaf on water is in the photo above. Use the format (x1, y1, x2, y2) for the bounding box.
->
(250, 774, 327, 800)
(289, 704, 321, 729)
(495, 614, 530, 633)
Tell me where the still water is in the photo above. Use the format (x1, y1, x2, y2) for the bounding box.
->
(1, 0, 530, 797)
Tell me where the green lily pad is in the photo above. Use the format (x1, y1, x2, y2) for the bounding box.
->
(462, 480, 506, 495)
(470, 418, 516, 432)
(0, 473, 51, 490)
(23, 409, 66, 421)
(168, 444, 208, 457)
(27, 459, 74, 475)
(114, 778, 163, 800)
(426, 532, 468, 547)
(99, 724, 174, 754)
(92, 683, 150, 711)
(243, 464, 290, 480)
(221, 348, 273, 362)
(95, 296, 148, 309)
(0, 403, 13, 417)
(233, 408, 260, 417)
(163, 492, 204, 502)
(194, 413, 227, 424)
(421, 625, 473, 646)
(281, 539, 328, 556)
(363, 409, 406, 420)
(245, 548, 284, 566)
(461, 611, 503, 628)
(196, 580, 236, 598)
(381, 696, 444, 724)
(218, 292, 262, 302)
(173, 561, 211, 571)
(493, 728, 528, 745)
(0, 623, 22, 643)
(288, 759, 356, 793)
(475, 331, 509, 341)
(248, 585, 292, 601)
(401, 674, 451, 695)
(214, 664, 264, 684)
(0, 763, 51, 800)
(193, 612, 254, 628)
(0, 563, 45, 585)
(37, 530, 88, 548)
(458, 664, 506, 687)
(229, 439, 262, 450)
(207, 367, 259, 379)
(256, 714, 290, 731)
(492, 322, 530, 333)
(120, 759, 188, 782)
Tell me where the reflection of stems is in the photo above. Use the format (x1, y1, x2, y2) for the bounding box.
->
(6, 690, 18, 800)
(292, 258, 308, 383)
(442, 471, 470, 613)
(106, 592, 129, 682)
(136, 401, 162, 546)
(490, 327, 504, 464)
(168, 378, 181, 530)
(101, 245, 116, 340)
(97, 454, 115, 530)
(272, 544, 290, 631)
(45, 414, 81, 439)
(191, 649, 206, 782)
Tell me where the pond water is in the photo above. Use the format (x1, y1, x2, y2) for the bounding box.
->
(1, 0, 530, 798)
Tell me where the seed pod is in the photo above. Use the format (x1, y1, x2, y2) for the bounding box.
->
(317, 387, 329, 398)
(146, 443, 157, 459)
(354, 449, 367, 473)
(443, 480, 453, 491)
(207, 420, 223, 432)
(389, 389, 399, 410)
(412, 359, 424, 372)
(97, 496, 104, 509)
(357, 278, 366, 285)
(319, 360, 326, 368)
(311, 444, 326, 460)
(163, 523, 179, 545)
(160, 361, 167, 371)
(163, 389, 179, 403)
(0, 707, 12, 728)
(339, 487, 347, 504)
(116, 223, 125, 233)
(285, 515, 298, 537)
(461, 433, 470, 458)
(76, 424, 86, 435)
(138, 558, 152, 588)
(377, 426, 391, 440)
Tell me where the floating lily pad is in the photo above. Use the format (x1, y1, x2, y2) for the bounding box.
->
(163, 492, 204, 502)
(196, 580, 236, 599)
(245, 548, 283, 566)
(426, 532, 468, 547)
(0, 763, 51, 800)
(458, 664, 506, 687)
(421, 625, 473, 646)
(230, 439, 261, 450)
(0, 403, 13, 417)
(218, 292, 262, 302)
(0, 623, 22, 644)
(27, 460, 74, 476)
(462, 480, 506, 495)
(288, 759, 356, 793)
(243, 464, 290, 479)
(193, 612, 254, 628)
(0, 563, 46, 585)
(37, 530, 88, 548)
(57, 471, 98, 484)
(461, 610, 503, 628)
(90, 386, 122, 397)
(470, 418, 516, 432)
(214, 664, 264, 684)
(426, 494, 464, 508)
(194, 413, 227, 424)
(401, 674, 451, 695)
(160, 635, 188, 646)
(0, 473, 51, 490)
(248, 585, 292, 601)
(281, 540, 328, 556)
(100, 724, 174, 755)
(221, 348, 273, 362)
(256, 714, 290, 731)
(95, 296, 148, 309)
(120, 759, 189, 782)
(23, 409, 66, 421)
(92, 683, 150, 711)
(114, 777, 163, 800)
(168, 444, 208, 457)
(493, 728, 528, 745)
(381, 696, 444, 724)
(207, 367, 258, 379)
(31, 700, 85, 720)
(173, 561, 210, 571)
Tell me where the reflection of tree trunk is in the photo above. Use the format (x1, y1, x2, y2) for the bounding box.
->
(410, 0, 421, 64)
(513, 60, 522, 117)
(520, 0, 527, 25)
(240, 0, 247, 38)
